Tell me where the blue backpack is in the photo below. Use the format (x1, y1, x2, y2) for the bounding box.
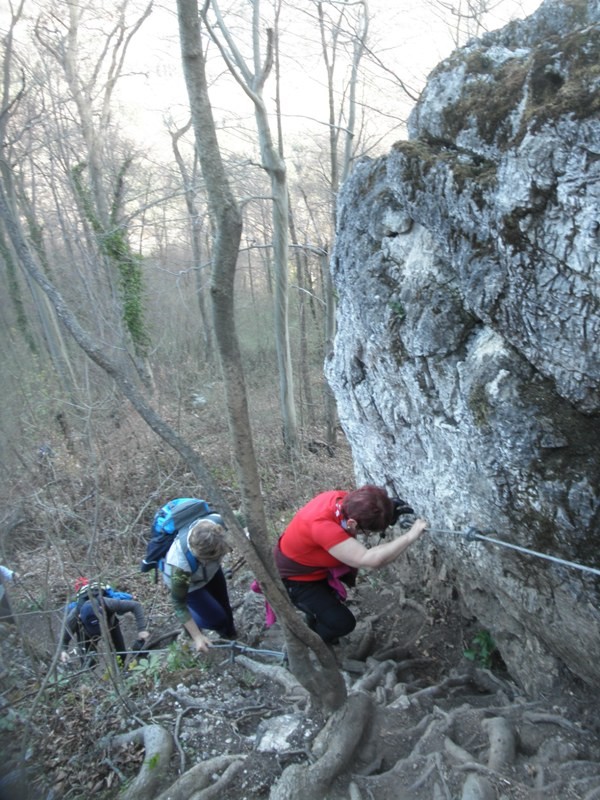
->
(141, 497, 223, 575)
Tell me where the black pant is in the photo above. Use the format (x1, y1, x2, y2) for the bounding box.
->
(78, 617, 126, 664)
(0, 586, 15, 625)
(284, 579, 356, 643)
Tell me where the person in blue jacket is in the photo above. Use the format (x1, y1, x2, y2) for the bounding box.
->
(60, 578, 150, 666)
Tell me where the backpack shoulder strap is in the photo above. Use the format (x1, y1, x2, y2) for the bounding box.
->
(184, 548, 199, 574)
(173, 527, 199, 574)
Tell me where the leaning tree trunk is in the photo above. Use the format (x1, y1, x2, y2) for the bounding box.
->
(202, 0, 299, 455)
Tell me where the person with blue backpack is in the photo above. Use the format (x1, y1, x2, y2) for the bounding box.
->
(163, 517, 236, 654)
(60, 578, 150, 666)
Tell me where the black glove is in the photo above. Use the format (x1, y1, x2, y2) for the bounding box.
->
(391, 498, 414, 525)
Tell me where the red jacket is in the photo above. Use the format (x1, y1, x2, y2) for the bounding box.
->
(277, 490, 353, 581)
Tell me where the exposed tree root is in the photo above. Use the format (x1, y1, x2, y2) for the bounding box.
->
(92, 592, 600, 800)
(352, 658, 397, 693)
(267, 655, 600, 800)
(523, 710, 585, 732)
(269, 691, 374, 800)
(108, 724, 173, 800)
(347, 619, 375, 661)
(188, 759, 246, 800)
(235, 653, 310, 701)
(154, 755, 246, 800)
(283, 624, 347, 710)
(460, 772, 496, 800)
(482, 716, 516, 770)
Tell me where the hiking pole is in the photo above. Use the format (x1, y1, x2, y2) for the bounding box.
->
(428, 526, 600, 578)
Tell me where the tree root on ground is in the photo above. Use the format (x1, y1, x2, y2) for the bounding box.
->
(235, 653, 310, 702)
(268, 659, 600, 800)
(154, 754, 246, 800)
(269, 691, 375, 800)
(101, 652, 599, 800)
(108, 723, 247, 800)
(107, 724, 174, 800)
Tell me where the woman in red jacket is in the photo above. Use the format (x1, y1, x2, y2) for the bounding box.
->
(274, 485, 427, 644)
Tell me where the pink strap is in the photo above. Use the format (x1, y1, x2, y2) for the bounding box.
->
(250, 579, 277, 627)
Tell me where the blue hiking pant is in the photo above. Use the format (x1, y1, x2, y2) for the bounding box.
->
(187, 568, 236, 638)
(284, 579, 356, 643)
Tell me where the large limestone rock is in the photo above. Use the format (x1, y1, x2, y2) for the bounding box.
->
(326, 0, 600, 696)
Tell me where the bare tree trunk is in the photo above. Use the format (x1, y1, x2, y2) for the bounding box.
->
(289, 216, 315, 428)
(204, 0, 298, 454)
(341, 1, 369, 184)
(170, 121, 214, 363)
(317, 0, 340, 447)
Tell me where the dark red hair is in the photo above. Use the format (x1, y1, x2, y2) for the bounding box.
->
(341, 485, 394, 531)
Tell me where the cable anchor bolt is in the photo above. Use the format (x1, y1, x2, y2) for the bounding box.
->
(465, 526, 481, 542)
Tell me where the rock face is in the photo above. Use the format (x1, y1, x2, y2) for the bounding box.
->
(326, 0, 600, 696)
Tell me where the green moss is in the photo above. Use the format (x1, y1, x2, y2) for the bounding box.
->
(72, 162, 149, 356)
(389, 300, 406, 320)
(438, 25, 599, 148)
(523, 30, 600, 129)
(392, 139, 497, 193)
(443, 57, 530, 146)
